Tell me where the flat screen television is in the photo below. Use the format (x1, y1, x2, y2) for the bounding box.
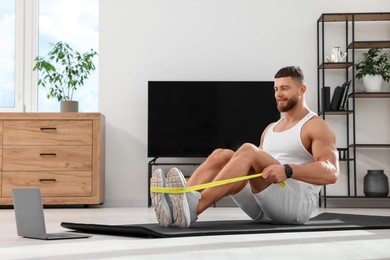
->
(148, 81, 280, 158)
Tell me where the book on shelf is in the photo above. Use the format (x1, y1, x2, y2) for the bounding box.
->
(338, 80, 352, 111)
(330, 86, 344, 111)
(321, 86, 331, 112)
(329, 81, 352, 111)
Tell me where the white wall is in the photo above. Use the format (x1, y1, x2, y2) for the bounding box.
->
(100, 0, 390, 206)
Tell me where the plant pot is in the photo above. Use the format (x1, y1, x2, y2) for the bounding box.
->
(364, 169, 389, 197)
(362, 75, 383, 92)
(60, 101, 79, 112)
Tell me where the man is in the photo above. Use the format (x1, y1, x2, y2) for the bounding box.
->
(151, 66, 339, 228)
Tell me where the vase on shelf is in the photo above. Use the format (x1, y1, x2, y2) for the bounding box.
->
(60, 101, 79, 112)
(362, 75, 383, 92)
(364, 169, 389, 197)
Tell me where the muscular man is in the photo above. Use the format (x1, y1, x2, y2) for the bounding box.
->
(151, 66, 339, 228)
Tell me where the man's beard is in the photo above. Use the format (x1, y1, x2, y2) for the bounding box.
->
(277, 97, 298, 112)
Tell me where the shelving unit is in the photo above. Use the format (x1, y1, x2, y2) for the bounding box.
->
(317, 12, 390, 207)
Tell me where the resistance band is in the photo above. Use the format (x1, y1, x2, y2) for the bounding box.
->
(150, 173, 285, 194)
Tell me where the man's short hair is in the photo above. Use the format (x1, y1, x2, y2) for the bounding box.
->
(274, 66, 305, 84)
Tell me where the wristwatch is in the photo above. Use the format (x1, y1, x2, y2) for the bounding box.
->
(284, 164, 293, 179)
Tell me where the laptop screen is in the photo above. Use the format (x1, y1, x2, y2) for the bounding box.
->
(12, 188, 48, 239)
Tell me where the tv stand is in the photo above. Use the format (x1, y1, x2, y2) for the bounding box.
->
(147, 157, 202, 207)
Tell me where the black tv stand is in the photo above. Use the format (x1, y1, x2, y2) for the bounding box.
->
(147, 157, 202, 207)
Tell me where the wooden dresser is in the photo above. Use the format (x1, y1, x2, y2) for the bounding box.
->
(0, 113, 104, 206)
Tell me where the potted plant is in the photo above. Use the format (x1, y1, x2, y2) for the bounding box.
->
(355, 48, 390, 92)
(33, 41, 98, 112)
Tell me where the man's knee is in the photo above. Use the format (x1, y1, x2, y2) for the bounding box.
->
(234, 143, 276, 170)
(235, 143, 260, 156)
(209, 148, 234, 167)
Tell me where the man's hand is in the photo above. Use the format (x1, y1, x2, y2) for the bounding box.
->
(262, 164, 287, 184)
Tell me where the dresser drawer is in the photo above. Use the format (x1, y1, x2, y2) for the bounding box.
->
(2, 171, 92, 197)
(3, 146, 92, 171)
(0, 120, 3, 143)
(0, 121, 2, 170)
(3, 120, 92, 146)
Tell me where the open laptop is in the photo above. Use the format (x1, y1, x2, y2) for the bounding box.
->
(12, 187, 91, 240)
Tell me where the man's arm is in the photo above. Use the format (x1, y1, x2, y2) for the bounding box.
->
(288, 118, 339, 185)
(261, 118, 339, 185)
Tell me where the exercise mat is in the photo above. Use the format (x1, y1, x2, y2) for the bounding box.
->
(61, 213, 390, 239)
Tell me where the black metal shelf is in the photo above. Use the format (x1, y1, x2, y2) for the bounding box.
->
(350, 144, 390, 149)
(319, 196, 390, 207)
(317, 12, 390, 208)
(318, 12, 390, 22)
(322, 195, 390, 199)
(339, 158, 354, 162)
(348, 40, 390, 49)
(319, 110, 353, 116)
(318, 62, 353, 69)
(350, 92, 390, 98)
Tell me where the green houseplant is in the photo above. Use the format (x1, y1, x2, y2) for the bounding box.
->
(355, 48, 390, 92)
(33, 41, 98, 112)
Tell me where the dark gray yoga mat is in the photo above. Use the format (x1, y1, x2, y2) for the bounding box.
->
(61, 213, 390, 238)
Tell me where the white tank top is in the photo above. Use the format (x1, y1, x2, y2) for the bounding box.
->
(262, 110, 321, 194)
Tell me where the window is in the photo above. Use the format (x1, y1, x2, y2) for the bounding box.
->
(38, 0, 99, 112)
(0, 1, 16, 109)
(0, 0, 98, 112)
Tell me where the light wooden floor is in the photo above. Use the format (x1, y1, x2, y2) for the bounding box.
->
(1, 206, 390, 259)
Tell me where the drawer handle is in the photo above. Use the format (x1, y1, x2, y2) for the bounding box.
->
(40, 127, 57, 131)
(40, 153, 57, 157)
(39, 178, 57, 183)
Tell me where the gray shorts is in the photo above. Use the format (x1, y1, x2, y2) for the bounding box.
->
(230, 179, 318, 224)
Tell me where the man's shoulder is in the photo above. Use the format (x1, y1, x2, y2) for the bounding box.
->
(306, 114, 326, 125)
(309, 114, 323, 121)
(304, 114, 334, 135)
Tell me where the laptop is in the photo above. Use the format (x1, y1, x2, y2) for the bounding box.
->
(12, 187, 91, 240)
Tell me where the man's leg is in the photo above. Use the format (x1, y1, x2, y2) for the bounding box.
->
(196, 143, 280, 214)
(169, 143, 279, 228)
(151, 148, 235, 228)
(166, 149, 234, 228)
(187, 148, 235, 187)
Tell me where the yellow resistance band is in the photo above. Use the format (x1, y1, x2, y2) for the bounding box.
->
(150, 173, 285, 194)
